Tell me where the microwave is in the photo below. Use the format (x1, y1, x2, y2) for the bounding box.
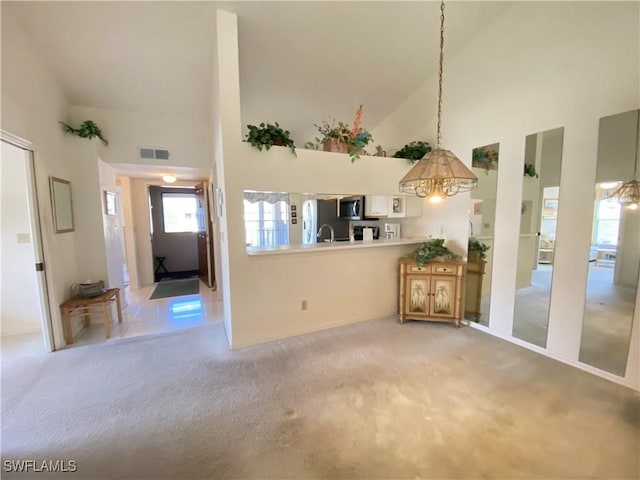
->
(338, 195, 364, 220)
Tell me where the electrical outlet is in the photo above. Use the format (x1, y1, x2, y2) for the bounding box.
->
(301, 300, 307, 311)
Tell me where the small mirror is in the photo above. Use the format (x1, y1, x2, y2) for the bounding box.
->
(465, 142, 500, 326)
(49, 176, 74, 233)
(513, 127, 565, 348)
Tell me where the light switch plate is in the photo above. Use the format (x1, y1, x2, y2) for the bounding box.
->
(16, 233, 30, 244)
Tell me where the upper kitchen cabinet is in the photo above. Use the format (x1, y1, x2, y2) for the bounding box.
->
(365, 195, 423, 218)
(365, 195, 389, 216)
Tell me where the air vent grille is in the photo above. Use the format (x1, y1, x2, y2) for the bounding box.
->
(139, 147, 170, 161)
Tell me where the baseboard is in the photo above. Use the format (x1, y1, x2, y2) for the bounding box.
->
(1, 327, 43, 337)
(230, 311, 398, 350)
(466, 321, 638, 392)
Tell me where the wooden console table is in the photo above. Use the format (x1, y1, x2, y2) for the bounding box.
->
(60, 288, 123, 344)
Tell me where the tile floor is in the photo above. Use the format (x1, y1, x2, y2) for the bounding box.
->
(1, 279, 222, 360)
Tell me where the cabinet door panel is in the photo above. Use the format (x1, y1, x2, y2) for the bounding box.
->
(406, 276, 429, 315)
(429, 276, 457, 318)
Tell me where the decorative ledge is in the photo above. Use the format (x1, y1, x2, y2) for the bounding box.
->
(246, 238, 428, 256)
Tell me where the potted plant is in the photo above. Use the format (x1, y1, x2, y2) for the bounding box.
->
(524, 163, 539, 178)
(411, 238, 459, 267)
(392, 140, 432, 163)
(59, 120, 108, 145)
(468, 237, 490, 261)
(245, 122, 296, 156)
(472, 145, 499, 173)
(306, 105, 373, 162)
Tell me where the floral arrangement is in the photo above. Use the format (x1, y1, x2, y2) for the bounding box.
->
(305, 105, 373, 162)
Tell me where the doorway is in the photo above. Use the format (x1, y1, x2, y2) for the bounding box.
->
(1, 138, 54, 358)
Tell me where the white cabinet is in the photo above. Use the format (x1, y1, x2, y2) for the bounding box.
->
(365, 195, 423, 218)
(365, 195, 388, 216)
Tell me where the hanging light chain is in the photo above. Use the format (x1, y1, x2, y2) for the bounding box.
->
(436, 0, 445, 150)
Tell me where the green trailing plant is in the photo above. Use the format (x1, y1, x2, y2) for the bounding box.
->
(59, 120, 108, 145)
(524, 163, 539, 178)
(468, 237, 490, 260)
(412, 238, 459, 267)
(245, 122, 296, 156)
(392, 140, 432, 163)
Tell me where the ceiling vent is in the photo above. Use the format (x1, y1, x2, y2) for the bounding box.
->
(139, 147, 170, 161)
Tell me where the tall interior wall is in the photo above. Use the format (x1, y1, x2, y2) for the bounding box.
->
(373, 1, 640, 388)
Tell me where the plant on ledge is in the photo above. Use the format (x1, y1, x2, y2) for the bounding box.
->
(305, 105, 373, 162)
(393, 140, 432, 163)
(59, 120, 108, 145)
(245, 122, 296, 156)
(468, 237, 490, 261)
(472, 145, 499, 173)
(412, 238, 459, 267)
(524, 163, 539, 178)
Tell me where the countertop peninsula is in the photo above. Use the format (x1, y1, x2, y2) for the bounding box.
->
(246, 237, 428, 256)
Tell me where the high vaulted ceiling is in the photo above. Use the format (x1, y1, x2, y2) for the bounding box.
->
(4, 1, 508, 156)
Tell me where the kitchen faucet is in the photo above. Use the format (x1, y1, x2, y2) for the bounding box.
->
(317, 224, 335, 243)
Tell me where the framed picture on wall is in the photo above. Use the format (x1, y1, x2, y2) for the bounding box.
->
(104, 191, 117, 215)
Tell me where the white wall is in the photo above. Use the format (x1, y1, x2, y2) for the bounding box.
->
(0, 142, 42, 335)
(118, 177, 140, 288)
(69, 138, 109, 285)
(1, 8, 77, 348)
(98, 158, 125, 296)
(70, 106, 212, 171)
(373, 1, 640, 388)
(213, 11, 427, 348)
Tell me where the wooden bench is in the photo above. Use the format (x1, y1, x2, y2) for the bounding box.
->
(60, 288, 123, 344)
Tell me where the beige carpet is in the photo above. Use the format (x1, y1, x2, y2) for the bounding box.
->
(2, 318, 639, 479)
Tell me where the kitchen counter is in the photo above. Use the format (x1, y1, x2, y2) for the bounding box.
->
(246, 237, 428, 256)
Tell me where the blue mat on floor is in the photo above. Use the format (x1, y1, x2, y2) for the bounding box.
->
(149, 279, 200, 299)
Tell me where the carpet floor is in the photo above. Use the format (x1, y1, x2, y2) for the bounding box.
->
(149, 279, 200, 300)
(1, 319, 639, 479)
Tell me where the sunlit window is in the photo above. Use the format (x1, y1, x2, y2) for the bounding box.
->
(244, 200, 288, 247)
(593, 197, 621, 246)
(162, 193, 198, 233)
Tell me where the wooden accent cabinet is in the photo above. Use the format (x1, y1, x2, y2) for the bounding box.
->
(464, 259, 486, 322)
(399, 258, 464, 327)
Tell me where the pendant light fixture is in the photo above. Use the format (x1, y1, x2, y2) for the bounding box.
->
(608, 110, 640, 210)
(399, 1, 478, 203)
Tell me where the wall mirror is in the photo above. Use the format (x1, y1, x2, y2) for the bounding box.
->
(512, 127, 565, 347)
(49, 176, 74, 233)
(465, 142, 500, 326)
(578, 109, 639, 376)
